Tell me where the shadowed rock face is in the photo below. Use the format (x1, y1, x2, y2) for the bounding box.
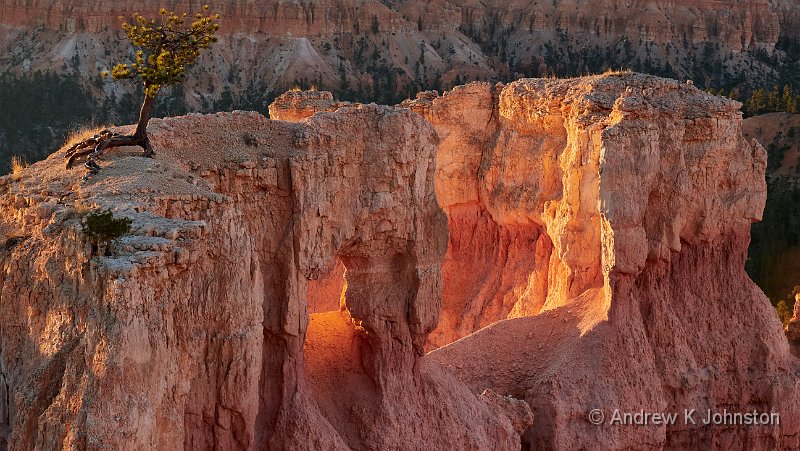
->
(1, 73, 798, 450)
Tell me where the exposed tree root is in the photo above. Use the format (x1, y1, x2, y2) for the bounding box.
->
(64, 130, 153, 180)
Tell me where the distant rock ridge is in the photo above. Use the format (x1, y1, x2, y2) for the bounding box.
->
(1, 0, 799, 109)
(0, 73, 798, 449)
(1, 0, 795, 50)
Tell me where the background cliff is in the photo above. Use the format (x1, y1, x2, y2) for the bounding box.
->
(2, 0, 800, 173)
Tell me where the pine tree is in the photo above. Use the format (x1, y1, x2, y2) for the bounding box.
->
(65, 6, 220, 176)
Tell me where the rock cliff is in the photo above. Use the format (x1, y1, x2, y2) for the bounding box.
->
(417, 74, 800, 449)
(1, 0, 799, 104)
(0, 109, 530, 449)
(1, 73, 799, 450)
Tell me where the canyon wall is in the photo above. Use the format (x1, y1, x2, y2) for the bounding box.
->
(1, 0, 799, 105)
(416, 74, 800, 449)
(1, 73, 798, 450)
(0, 109, 529, 450)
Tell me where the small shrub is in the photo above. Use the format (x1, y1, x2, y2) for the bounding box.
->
(82, 209, 132, 255)
(241, 132, 258, 147)
(777, 300, 794, 327)
(10, 155, 28, 181)
(1, 235, 29, 252)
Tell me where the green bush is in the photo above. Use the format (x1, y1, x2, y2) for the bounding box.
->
(82, 209, 132, 253)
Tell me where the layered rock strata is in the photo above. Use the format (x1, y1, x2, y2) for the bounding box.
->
(417, 75, 800, 449)
(0, 109, 529, 449)
(1, 73, 798, 450)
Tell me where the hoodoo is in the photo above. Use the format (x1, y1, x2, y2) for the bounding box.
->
(0, 73, 797, 449)
(416, 74, 800, 449)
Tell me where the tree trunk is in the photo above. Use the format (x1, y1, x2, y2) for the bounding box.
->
(134, 94, 155, 140)
(64, 91, 157, 172)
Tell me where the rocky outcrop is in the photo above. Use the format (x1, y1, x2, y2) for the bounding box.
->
(0, 109, 529, 449)
(411, 74, 800, 449)
(268, 90, 349, 123)
(1, 73, 799, 450)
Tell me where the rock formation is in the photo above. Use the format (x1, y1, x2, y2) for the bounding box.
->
(1, 73, 799, 450)
(0, 109, 529, 449)
(268, 90, 348, 123)
(417, 74, 800, 449)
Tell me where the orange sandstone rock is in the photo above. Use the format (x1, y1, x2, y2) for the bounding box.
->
(787, 294, 800, 356)
(1, 73, 798, 450)
(0, 108, 529, 450)
(268, 90, 349, 123)
(421, 74, 800, 449)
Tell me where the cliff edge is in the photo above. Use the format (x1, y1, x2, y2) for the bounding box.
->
(1, 73, 798, 450)
(0, 109, 529, 450)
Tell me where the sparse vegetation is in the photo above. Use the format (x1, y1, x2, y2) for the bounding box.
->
(777, 286, 799, 327)
(601, 68, 632, 77)
(10, 155, 28, 181)
(742, 85, 800, 116)
(61, 126, 110, 152)
(82, 208, 132, 255)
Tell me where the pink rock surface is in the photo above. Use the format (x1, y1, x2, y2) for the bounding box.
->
(0, 73, 797, 450)
(0, 108, 528, 449)
(419, 74, 800, 449)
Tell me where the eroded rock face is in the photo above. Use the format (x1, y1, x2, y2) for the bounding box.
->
(268, 91, 350, 123)
(0, 109, 529, 450)
(415, 75, 800, 449)
(1, 73, 798, 450)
